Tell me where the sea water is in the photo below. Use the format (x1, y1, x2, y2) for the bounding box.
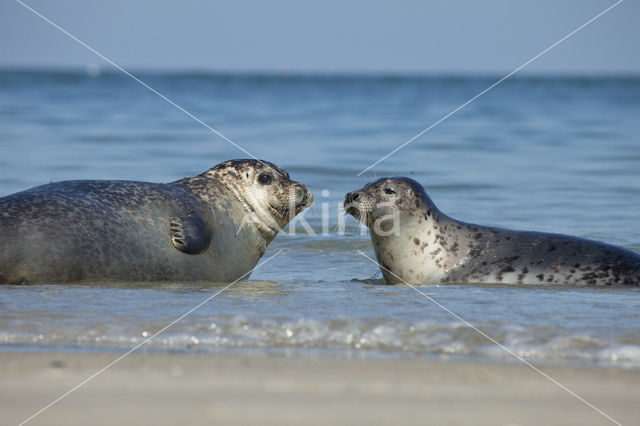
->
(1, 70, 639, 367)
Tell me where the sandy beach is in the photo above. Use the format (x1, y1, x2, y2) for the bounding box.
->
(1, 351, 638, 426)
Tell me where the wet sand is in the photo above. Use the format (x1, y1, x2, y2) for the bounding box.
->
(2, 351, 638, 426)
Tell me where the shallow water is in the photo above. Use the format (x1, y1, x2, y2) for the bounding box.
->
(1, 70, 639, 367)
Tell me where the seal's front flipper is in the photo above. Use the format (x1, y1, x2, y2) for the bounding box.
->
(169, 213, 211, 254)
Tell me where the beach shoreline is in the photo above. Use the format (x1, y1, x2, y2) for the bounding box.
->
(2, 351, 638, 426)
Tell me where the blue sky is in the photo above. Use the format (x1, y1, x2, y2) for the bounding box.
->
(1, 0, 638, 74)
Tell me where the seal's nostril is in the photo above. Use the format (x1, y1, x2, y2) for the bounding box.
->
(345, 192, 359, 204)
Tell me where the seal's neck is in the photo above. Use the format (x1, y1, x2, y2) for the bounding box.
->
(175, 176, 278, 242)
(369, 209, 471, 284)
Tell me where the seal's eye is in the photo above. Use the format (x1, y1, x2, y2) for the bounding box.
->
(258, 173, 274, 185)
(384, 188, 396, 196)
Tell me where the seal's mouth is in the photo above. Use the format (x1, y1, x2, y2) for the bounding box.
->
(344, 191, 363, 217)
(345, 204, 360, 217)
(344, 198, 359, 212)
(344, 202, 373, 225)
(268, 186, 314, 222)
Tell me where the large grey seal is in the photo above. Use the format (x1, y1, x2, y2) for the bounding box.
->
(0, 159, 313, 284)
(345, 177, 640, 286)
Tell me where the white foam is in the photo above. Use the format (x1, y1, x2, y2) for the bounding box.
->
(2, 314, 640, 369)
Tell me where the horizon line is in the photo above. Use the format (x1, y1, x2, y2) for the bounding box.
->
(1, 65, 639, 79)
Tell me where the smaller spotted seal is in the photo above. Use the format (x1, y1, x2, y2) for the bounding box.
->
(345, 177, 640, 286)
(0, 159, 313, 284)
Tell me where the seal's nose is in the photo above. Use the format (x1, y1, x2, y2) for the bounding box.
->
(344, 192, 359, 204)
(294, 183, 313, 207)
(301, 186, 313, 206)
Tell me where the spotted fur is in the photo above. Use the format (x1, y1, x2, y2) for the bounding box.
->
(346, 177, 640, 286)
(0, 159, 312, 284)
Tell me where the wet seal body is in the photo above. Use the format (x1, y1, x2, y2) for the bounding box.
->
(0, 159, 313, 284)
(345, 177, 640, 286)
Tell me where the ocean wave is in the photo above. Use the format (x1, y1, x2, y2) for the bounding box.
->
(2, 315, 639, 368)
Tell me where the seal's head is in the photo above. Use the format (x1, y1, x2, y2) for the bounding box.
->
(345, 177, 448, 284)
(206, 159, 313, 237)
(344, 177, 438, 234)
